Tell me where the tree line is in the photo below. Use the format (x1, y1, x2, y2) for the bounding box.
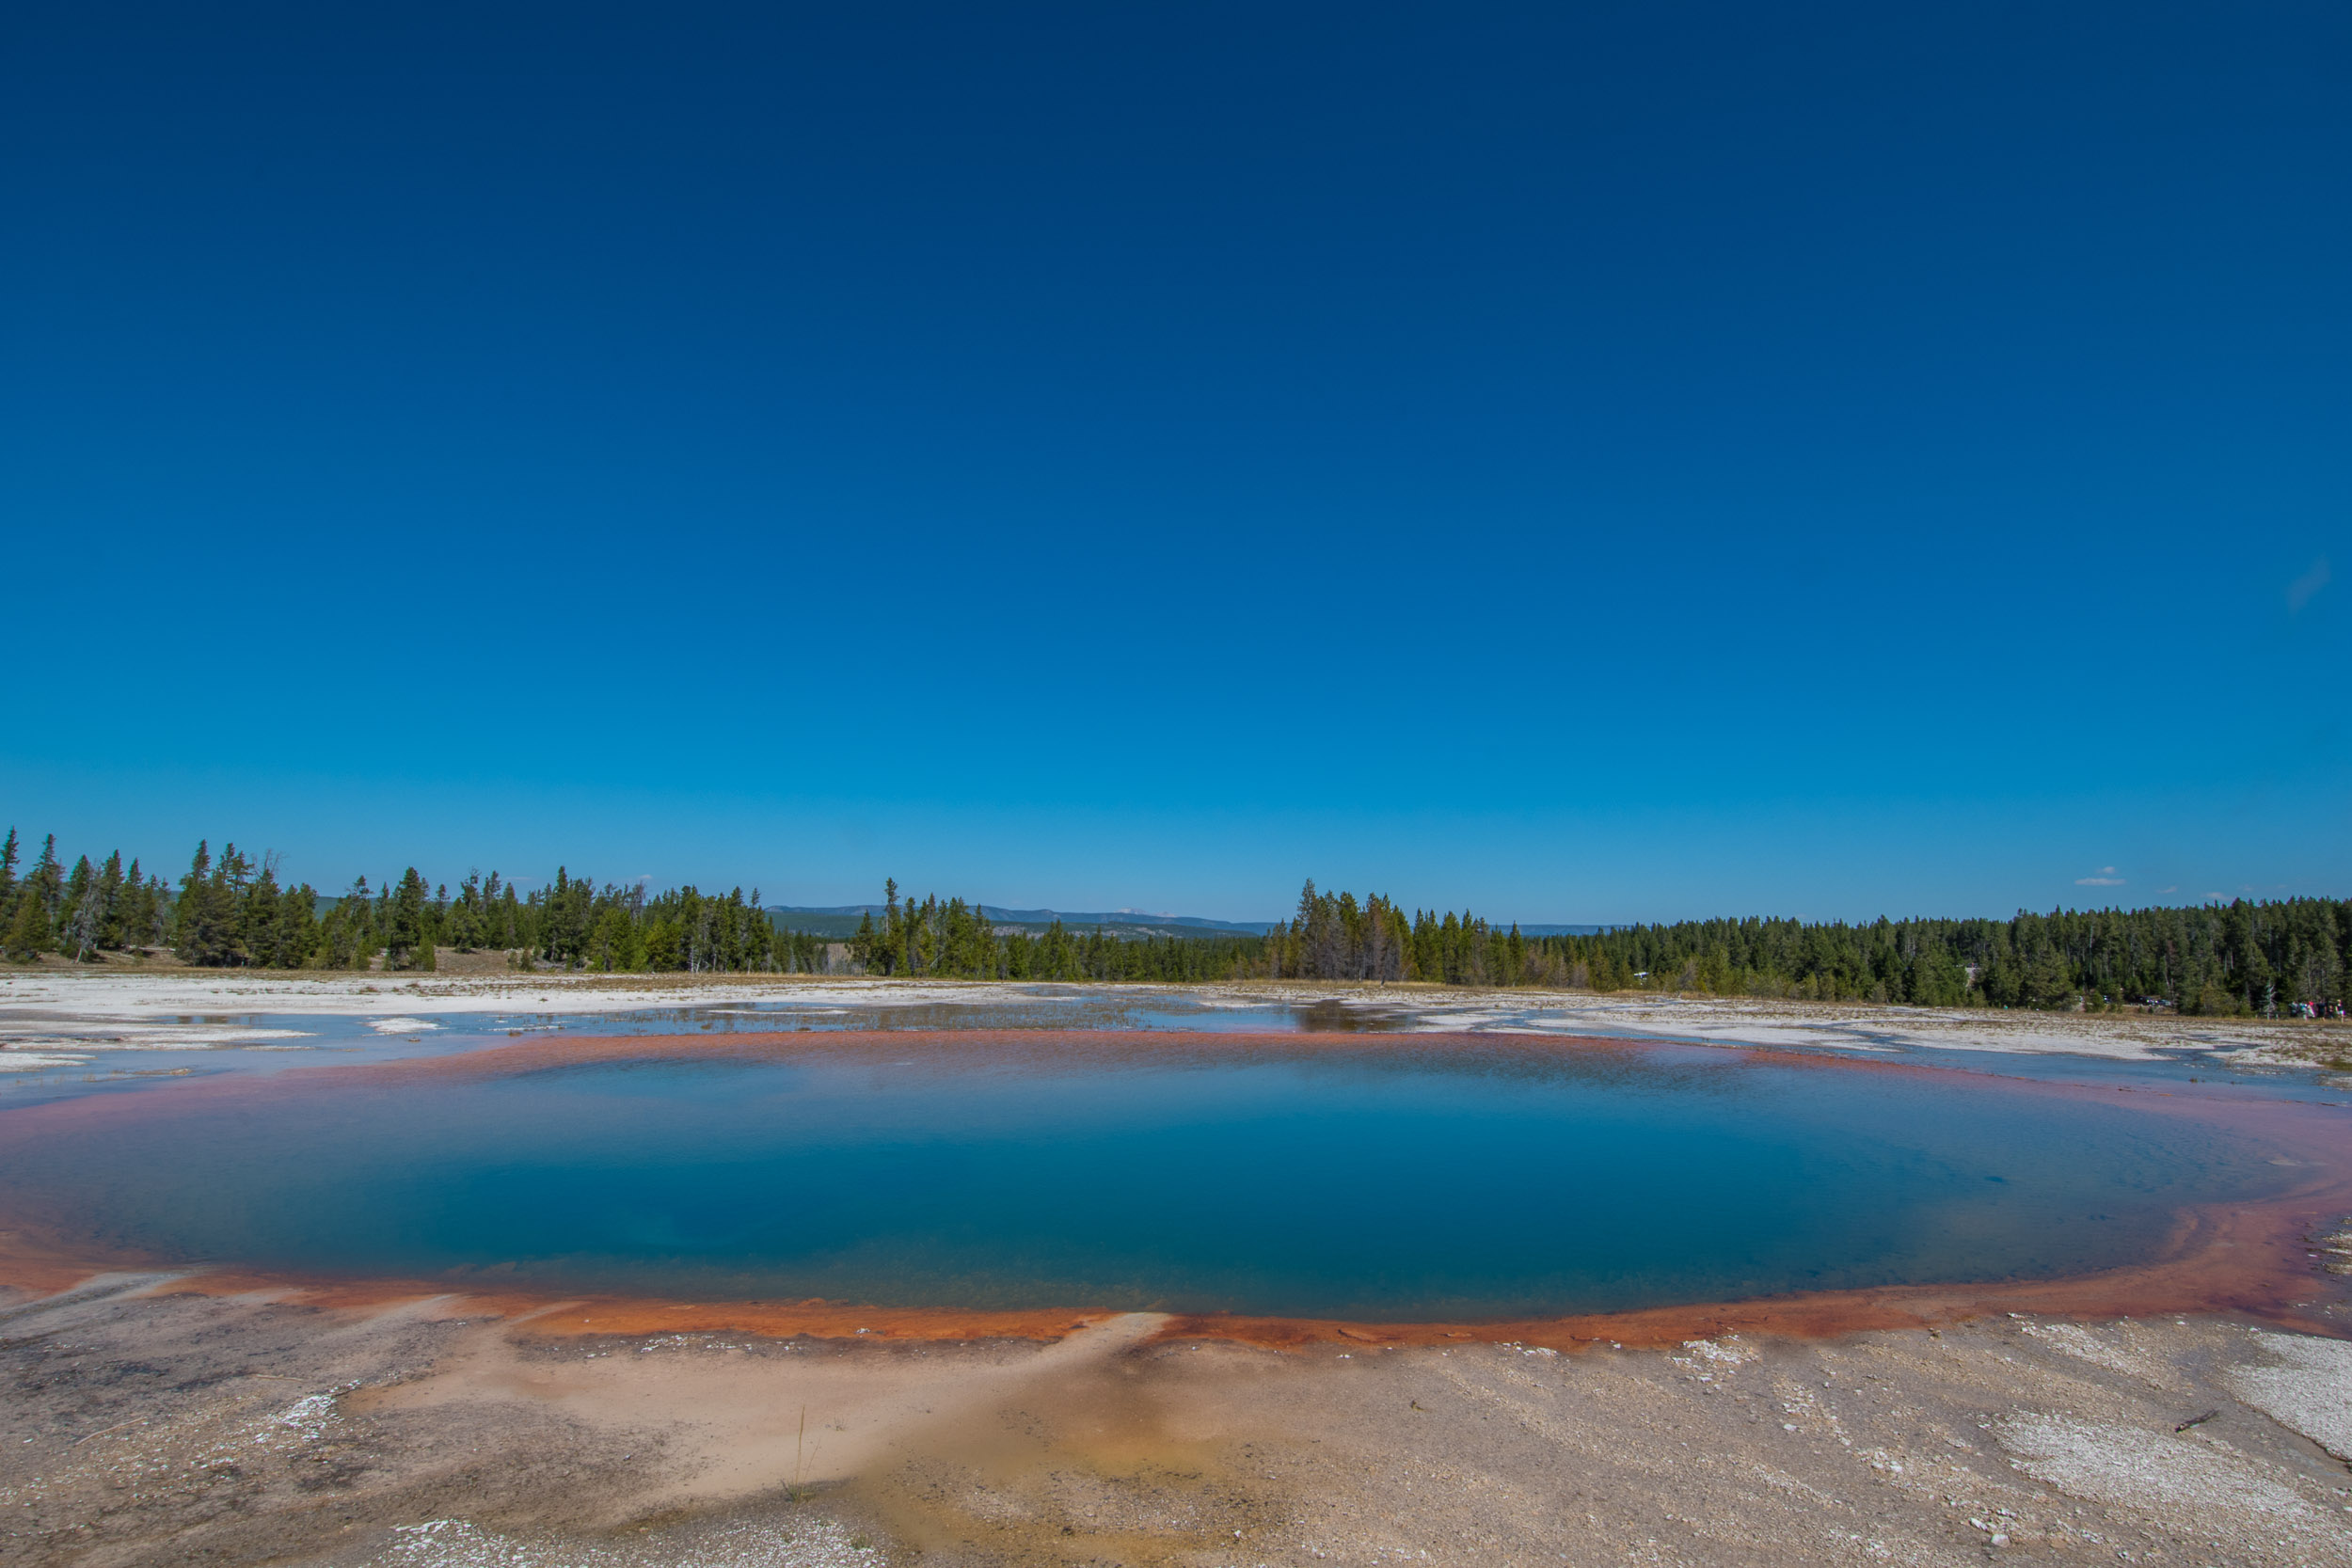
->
(844, 880, 1254, 982)
(0, 832, 826, 974)
(2, 829, 2344, 1014)
(1252, 879, 2348, 1016)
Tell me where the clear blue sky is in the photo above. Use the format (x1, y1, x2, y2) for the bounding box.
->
(4, 3, 2345, 923)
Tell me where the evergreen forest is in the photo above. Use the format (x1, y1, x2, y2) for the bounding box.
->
(0, 831, 823, 976)
(1, 829, 2344, 1016)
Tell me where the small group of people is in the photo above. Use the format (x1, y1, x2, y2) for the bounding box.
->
(2144, 995, 2345, 1018)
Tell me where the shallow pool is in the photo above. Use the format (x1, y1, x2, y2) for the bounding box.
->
(0, 1032, 2295, 1319)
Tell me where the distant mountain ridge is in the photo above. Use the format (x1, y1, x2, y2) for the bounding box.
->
(763, 904, 1613, 940)
(764, 903, 1277, 937)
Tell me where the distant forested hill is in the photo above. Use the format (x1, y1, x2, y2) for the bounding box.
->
(1255, 881, 2344, 1017)
(0, 829, 2342, 1016)
(764, 903, 1275, 941)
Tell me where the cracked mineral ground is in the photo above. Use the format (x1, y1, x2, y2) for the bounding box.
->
(4, 1273, 2349, 1568)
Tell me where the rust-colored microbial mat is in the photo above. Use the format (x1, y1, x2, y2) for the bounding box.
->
(1, 1030, 2344, 1347)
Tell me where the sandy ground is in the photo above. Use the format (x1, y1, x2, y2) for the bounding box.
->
(3, 970, 2344, 1074)
(4, 1276, 2349, 1568)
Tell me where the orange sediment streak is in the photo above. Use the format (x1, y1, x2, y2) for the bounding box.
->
(1, 1029, 2344, 1346)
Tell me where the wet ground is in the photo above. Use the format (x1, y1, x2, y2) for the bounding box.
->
(4, 975, 2348, 1112)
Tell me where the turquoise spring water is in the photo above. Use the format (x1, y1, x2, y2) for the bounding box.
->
(0, 1035, 2290, 1319)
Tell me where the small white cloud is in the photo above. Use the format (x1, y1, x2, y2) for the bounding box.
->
(2158, 885, 2178, 895)
(2287, 556, 2331, 613)
(2075, 877, 2125, 886)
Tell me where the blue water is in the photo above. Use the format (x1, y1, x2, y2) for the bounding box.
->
(8, 991, 2343, 1114)
(8, 987, 2344, 1113)
(0, 1035, 2294, 1319)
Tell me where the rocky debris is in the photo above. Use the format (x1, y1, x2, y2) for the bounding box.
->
(2227, 1329, 2352, 1463)
(2311, 1219, 2352, 1276)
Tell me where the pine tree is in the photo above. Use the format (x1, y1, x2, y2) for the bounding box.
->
(171, 840, 249, 967)
(4, 888, 50, 961)
(26, 835, 63, 924)
(117, 859, 151, 950)
(63, 855, 105, 961)
(539, 867, 593, 968)
(387, 867, 430, 969)
(95, 852, 126, 949)
(879, 879, 903, 974)
(325, 875, 375, 968)
(289, 883, 321, 967)
(242, 862, 282, 967)
(175, 841, 220, 964)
